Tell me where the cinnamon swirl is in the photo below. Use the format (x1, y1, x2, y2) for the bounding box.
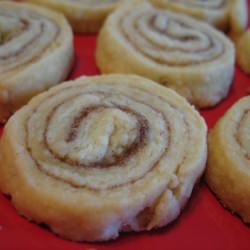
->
(0, 2, 74, 123)
(24, 0, 125, 33)
(206, 96, 250, 223)
(96, 2, 235, 108)
(0, 74, 207, 242)
(150, 0, 248, 33)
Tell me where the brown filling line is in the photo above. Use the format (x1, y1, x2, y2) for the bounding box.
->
(0, 22, 44, 60)
(0, 11, 60, 72)
(24, 87, 191, 191)
(120, 11, 224, 66)
(0, 18, 28, 46)
(45, 104, 149, 168)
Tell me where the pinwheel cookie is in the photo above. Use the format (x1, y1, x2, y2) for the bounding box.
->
(24, 0, 125, 33)
(0, 2, 74, 123)
(0, 74, 207, 242)
(206, 96, 250, 223)
(150, 0, 248, 33)
(96, 2, 235, 108)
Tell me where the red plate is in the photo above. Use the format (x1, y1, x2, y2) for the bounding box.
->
(1, 6, 250, 250)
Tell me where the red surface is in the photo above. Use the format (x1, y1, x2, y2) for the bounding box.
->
(1, 14, 250, 250)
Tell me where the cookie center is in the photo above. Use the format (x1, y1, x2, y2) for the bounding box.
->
(46, 106, 148, 167)
(67, 107, 139, 164)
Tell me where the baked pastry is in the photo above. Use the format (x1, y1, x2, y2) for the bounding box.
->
(236, 30, 250, 74)
(24, 0, 125, 33)
(228, 0, 248, 40)
(206, 96, 250, 223)
(150, 0, 248, 33)
(96, 2, 235, 108)
(0, 1, 74, 123)
(0, 74, 207, 242)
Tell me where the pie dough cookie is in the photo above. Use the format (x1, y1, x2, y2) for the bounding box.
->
(206, 96, 250, 223)
(0, 74, 207, 242)
(236, 30, 250, 74)
(96, 2, 235, 108)
(150, 0, 248, 33)
(0, 2, 74, 123)
(24, 0, 125, 33)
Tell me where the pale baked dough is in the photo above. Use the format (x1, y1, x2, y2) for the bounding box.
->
(229, 0, 248, 38)
(150, 0, 248, 33)
(206, 96, 250, 223)
(96, 2, 235, 108)
(24, 0, 125, 33)
(0, 74, 207, 242)
(236, 30, 250, 74)
(0, 2, 74, 123)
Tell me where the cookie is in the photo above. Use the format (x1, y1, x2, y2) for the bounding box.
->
(24, 0, 125, 33)
(0, 2, 74, 123)
(150, 0, 248, 33)
(0, 74, 207, 242)
(206, 96, 250, 223)
(96, 2, 235, 108)
(229, 0, 248, 39)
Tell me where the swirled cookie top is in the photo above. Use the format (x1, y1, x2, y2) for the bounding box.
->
(0, 4, 61, 74)
(112, 3, 232, 66)
(16, 75, 206, 191)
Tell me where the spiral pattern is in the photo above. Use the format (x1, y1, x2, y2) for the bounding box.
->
(0, 75, 207, 241)
(0, 3, 60, 74)
(22, 76, 206, 191)
(206, 96, 250, 223)
(212, 96, 250, 162)
(150, 0, 231, 31)
(0, 2, 73, 123)
(118, 4, 227, 66)
(16, 74, 206, 191)
(96, 2, 234, 108)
